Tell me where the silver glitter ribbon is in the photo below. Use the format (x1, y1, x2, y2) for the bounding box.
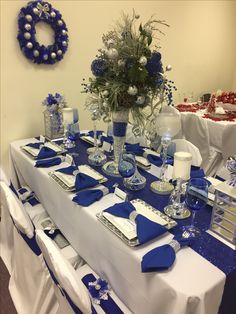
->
(36, 2, 50, 18)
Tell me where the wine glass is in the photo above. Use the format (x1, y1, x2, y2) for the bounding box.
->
(182, 178, 208, 238)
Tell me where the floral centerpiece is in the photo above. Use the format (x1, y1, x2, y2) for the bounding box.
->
(42, 93, 66, 139)
(82, 11, 176, 176)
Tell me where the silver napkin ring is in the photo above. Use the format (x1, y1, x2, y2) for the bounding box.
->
(169, 240, 181, 253)
(129, 211, 138, 223)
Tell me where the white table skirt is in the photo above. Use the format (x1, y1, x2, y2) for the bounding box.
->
(180, 110, 236, 151)
(10, 139, 226, 314)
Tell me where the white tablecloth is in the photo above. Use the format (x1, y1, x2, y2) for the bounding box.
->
(180, 110, 236, 151)
(10, 139, 226, 314)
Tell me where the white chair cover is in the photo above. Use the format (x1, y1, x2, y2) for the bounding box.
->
(36, 229, 132, 314)
(6, 190, 58, 314)
(0, 181, 14, 274)
(172, 139, 203, 167)
(221, 124, 236, 161)
(181, 113, 210, 168)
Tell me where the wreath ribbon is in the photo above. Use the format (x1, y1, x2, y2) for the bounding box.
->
(36, 2, 50, 18)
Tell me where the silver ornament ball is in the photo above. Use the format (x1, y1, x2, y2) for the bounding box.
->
(106, 48, 118, 60)
(62, 41, 67, 47)
(102, 90, 109, 97)
(136, 95, 145, 105)
(25, 14, 32, 22)
(57, 50, 62, 56)
(43, 54, 48, 60)
(33, 7, 39, 15)
(51, 52, 57, 59)
(127, 85, 138, 96)
(166, 65, 172, 71)
(118, 59, 125, 67)
(24, 23, 31, 31)
(139, 56, 147, 66)
(57, 20, 63, 26)
(61, 29, 67, 35)
(33, 50, 39, 57)
(26, 42, 33, 49)
(24, 32, 31, 40)
(50, 11, 56, 18)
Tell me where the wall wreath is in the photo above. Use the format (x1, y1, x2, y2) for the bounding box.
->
(17, 0, 69, 64)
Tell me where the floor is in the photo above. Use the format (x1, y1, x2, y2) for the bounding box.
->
(0, 257, 17, 314)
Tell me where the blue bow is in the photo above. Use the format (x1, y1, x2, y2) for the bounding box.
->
(190, 166, 205, 178)
(141, 236, 191, 272)
(56, 166, 99, 191)
(104, 202, 168, 245)
(35, 157, 62, 168)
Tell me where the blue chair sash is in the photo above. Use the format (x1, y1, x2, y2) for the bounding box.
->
(82, 274, 124, 314)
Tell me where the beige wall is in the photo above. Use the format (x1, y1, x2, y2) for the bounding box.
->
(1, 0, 236, 176)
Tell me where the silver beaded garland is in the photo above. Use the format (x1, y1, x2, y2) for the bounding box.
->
(25, 14, 32, 22)
(51, 52, 56, 59)
(57, 50, 62, 56)
(50, 11, 56, 18)
(24, 23, 31, 31)
(33, 50, 39, 57)
(24, 32, 31, 40)
(26, 42, 33, 49)
(57, 20, 63, 26)
(62, 41, 67, 47)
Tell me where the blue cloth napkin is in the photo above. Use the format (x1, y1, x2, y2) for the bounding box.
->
(190, 166, 205, 178)
(56, 166, 99, 191)
(141, 236, 191, 272)
(35, 157, 62, 168)
(101, 135, 113, 145)
(73, 182, 115, 206)
(125, 143, 145, 156)
(104, 202, 168, 245)
(80, 130, 103, 138)
(147, 154, 174, 167)
(26, 142, 44, 149)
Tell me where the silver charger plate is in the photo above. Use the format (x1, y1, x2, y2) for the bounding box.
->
(97, 198, 177, 247)
(21, 142, 65, 160)
(49, 164, 107, 192)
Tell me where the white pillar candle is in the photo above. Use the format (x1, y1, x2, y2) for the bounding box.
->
(173, 152, 192, 180)
(62, 108, 74, 125)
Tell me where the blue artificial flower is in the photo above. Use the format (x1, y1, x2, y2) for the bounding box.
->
(145, 52, 163, 76)
(91, 59, 107, 77)
(46, 94, 58, 105)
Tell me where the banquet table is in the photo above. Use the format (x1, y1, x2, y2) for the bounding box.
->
(9, 137, 236, 314)
(179, 108, 236, 151)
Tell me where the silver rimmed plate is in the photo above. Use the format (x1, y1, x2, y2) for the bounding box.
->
(97, 198, 177, 246)
(80, 136, 101, 146)
(21, 142, 65, 160)
(49, 164, 107, 192)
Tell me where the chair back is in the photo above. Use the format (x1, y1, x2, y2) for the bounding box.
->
(222, 124, 236, 161)
(36, 229, 92, 314)
(5, 188, 34, 239)
(172, 139, 202, 166)
(181, 113, 210, 167)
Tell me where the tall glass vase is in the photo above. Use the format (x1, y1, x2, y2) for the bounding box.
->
(102, 110, 129, 177)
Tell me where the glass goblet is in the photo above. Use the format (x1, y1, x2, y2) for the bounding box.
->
(182, 178, 208, 238)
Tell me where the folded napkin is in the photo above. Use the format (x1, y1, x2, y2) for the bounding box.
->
(147, 154, 174, 167)
(26, 142, 44, 149)
(190, 166, 205, 178)
(80, 130, 103, 138)
(101, 135, 113, 145)
(104, 202, 168, 245)
(125, 143, 145, 156)
(56, 166, 99, 191)
(73, 182, 115, 206)
(37, 146, 57, 160)
(141, 236, 191, 272)
(35, 157, 62, 168)
(17, 186, 40, 206)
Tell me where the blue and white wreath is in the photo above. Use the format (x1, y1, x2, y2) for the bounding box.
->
(17, 0, 69, 64)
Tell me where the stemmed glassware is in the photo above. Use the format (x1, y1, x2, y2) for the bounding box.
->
(182, 178, 208, 238)
(150, 106, 181, 194)
(118, 152, 146, 192)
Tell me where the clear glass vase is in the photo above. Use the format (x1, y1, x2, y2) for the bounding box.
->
(102, 110, 129, 177)
(44, 110, 64, 140)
